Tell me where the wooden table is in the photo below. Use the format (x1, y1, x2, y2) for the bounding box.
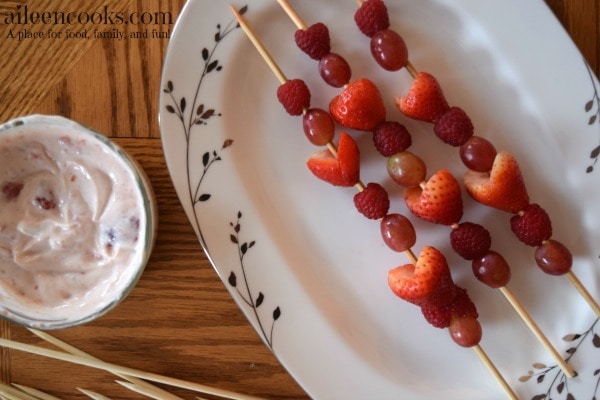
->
(0, 1, 598, 399)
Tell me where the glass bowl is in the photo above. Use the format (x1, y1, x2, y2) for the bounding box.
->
(0, 115, 157, 329)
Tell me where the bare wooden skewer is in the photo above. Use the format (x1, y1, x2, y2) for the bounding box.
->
(10, 384, 62, 400)
(77, 389, 112, 400)
(0, 339, 264, 400)
(230, 5, 518, 400)
(27, 329, 184, 400)
(0, 382, 40, 400)
(275, 0, 575, 379)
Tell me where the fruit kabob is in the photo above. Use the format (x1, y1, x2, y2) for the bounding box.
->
(351, 0, 600, 320)
(229, 5, 519, 399)
(275, 0, 574, 377)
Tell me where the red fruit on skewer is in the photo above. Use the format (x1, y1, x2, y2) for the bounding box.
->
(353, 182, 390, 219)
(306, 132, 360, 186)
(434, 106, 475, 147)
(294, 22, 331, 60)
(395, 71, 449, 123)
(463, 151, 529, 213)
(329, 78, 386, 131)
(405, 169, 463, 225)
(421, 286, 478, 329)
(510, 203, 553, 246)
(277, 79, 311, 116)
(372, 121, 412, 156)
(353, 0, 390, 38)
(388, 246, 456, 307)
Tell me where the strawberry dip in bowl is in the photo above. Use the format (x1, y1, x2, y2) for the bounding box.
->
(0, 115, 157, 329)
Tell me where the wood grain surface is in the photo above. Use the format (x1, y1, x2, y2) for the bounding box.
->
(0, 1, 598, 399)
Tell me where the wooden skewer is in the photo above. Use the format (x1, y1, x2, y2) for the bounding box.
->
(233, 4, 421, 260)
(566, 271, 600, 318)
(10, 384, 62, 400)
(275, 0, 575, 379)
(231, 5, 520, 399)
(499, 287, 574, 377)
(473, 345, 518, 400)
(0, 339, 264, 400)
(0, 383, 40, 400)
(354, 0, 600, 319)
(77, 389, 112, 400)
(115, 381, 179, 400)
(27, 329, 184, 400)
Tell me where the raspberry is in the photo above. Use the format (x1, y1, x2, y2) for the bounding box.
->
(421, 286, 478, 328)
(276, 79, 311, 116)
(450, 222, 491, 260)
(354, 0, 389, 38)
(433, 107, 474, 147)
(510, 203, 552, 246)
(353, 182, 389, 220)
(372, 121, 412, 156)
(294, 23, 331, 60)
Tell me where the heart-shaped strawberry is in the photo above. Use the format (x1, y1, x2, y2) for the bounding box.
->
(294, 22, 331, 60)
(395, 71, 449, 123)
(388, 246, 456, 307)
(306, 132, 360, 186)
(329, 78, 386, 132)
(405, 169, 463, 225)
(464, 151, 529, 213)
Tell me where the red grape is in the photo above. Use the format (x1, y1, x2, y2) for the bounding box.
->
(380, 213, 416, 252)
(534, 239, 572, 275)
(387, 151, 426, 187)
(448, 315, 482, 347)
(318, 53, 352, 88)
(303, 108, 335, 146)
(370, 29, 408, 71)
(460, 136, 497, 172)
(472, 250, 511, 288)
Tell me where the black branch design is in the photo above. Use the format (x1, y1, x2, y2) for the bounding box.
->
(227, 211, 281, 349)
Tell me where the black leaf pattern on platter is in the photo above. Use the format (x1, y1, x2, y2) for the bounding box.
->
(519, 318, 599, 399)
(583, 60, 600, 173)
(227, 212, 280, 349)
(162, 5, 281, 348)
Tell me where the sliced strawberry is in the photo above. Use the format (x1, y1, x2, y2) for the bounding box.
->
(336, 131, 360, 184)
(395, 71, 449, 123)
(306, 132, 359, 187)
(405, 169, 463, 225)
(388, 246, 456, 307)
(329, 78, 386, 131)
(464, 151, 529, 213)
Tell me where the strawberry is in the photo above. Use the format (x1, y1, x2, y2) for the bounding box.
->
(294, 23, 331, 60)
(354, 0, 390, 38)
(464, 151, 529, 213)
(405, 169, 463, 225)
(395, 72, 449, 123)
(306, 132, 359, 186)
(277, 79, 311, 116)
(510, 203, 552, 246)
(388, 246, 456, 307)
(329, 78, 386, 131)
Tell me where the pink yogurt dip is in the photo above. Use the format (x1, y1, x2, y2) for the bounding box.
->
(0, 115, 155, 328)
